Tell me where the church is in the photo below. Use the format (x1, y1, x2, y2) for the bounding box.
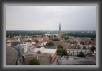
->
(58, 23, 62, 38)
(44, 23, 62, 39)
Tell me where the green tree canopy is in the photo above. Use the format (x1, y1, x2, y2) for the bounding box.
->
(77, 52, 85, 57)
(57, 48, 63, 55)
(80, 41, 84, 45)
(46, 42, 54, 46)
(32, 35, 36, 38)
(62, 49, 68, 56)
(62, 36, 69, 40)
(54, 35, 57, 37)
(57, 48, 68, 56)
(57, 44, 63, 49)
(57, 45, 68, 56)
(53, 38, 59, 41)
(90, 46, 96, 53)
(29, 58, 40, 65)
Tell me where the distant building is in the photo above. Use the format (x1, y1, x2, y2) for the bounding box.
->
(11, 40, 20, 47)
(36, 35, 42, 38)
(45, 34, 58, 36)
(43, 36, 49, 42)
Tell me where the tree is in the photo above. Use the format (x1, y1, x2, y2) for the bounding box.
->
(83, 46, 86, 49)
(29, 58, 40, 65)
(62, 49, 68, 56)
(22, 56, 25, 64)
(57, 48, 63, 55)
(77, 52, 85, 57)
(62, 36, 69, 40)
(34, 39, 39, 43)
(57, 44, 63, 49)
(80, 41, 84, 45)
(57, 45, 68, 56)
(54, 35, 57, 37)
(47, 35, 51, 38)
(70, 42, 73, 44)
(46, 42, 54, 46)
(32, 35, 36, 38)
(53, 38, 59, 41)
(57, 45, 63, 56)
(27, 40, 31, 42)
(57, 49, 68, 56)
(90, 46, 96, 53)
(7, 35, 13, 38)
(37, 51, 41, 54)
(91, 38, 94, 41)
(88, 41, 91, 45)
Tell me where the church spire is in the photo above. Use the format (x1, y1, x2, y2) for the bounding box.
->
(59, 23, 61, 31)
(58, 23, 62, 38)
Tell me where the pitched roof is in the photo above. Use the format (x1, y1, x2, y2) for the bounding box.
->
(53, 41, 63, 46)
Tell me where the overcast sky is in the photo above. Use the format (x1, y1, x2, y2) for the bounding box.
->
(6, 6, 96, 30)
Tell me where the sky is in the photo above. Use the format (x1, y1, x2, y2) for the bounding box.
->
(6, 6, 96, 30)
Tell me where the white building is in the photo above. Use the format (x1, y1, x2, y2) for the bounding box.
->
(33, 47, 57, 57)
(14, 43, 32, 54)
(45, 33, 58, 36)
(6, 40, 11, 46)
(42, 42, 47, 46)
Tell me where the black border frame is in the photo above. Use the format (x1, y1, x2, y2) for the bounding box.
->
(0, 0, 102, 71)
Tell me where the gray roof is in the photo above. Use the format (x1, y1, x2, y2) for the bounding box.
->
(58, 57, 96, 65)
(44, 46, 57, 49)
(78, 61, 96, 65)
(35, 42, 43, 46)
(6, 46, 18, 65)
(63, 43, 70, 46)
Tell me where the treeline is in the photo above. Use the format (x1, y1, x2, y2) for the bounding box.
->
(63, 33, 96, 38)
(6, 31, 45, 38)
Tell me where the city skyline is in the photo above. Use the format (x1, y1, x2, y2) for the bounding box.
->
(6, 6, 96, 30)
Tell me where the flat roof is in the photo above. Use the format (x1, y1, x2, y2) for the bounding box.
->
(33, 47, 57, 53)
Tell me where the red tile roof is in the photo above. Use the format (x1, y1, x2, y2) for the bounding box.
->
(53, 41, 63, 46)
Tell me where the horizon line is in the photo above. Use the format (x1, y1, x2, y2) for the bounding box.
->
(6, 30, 96, 31)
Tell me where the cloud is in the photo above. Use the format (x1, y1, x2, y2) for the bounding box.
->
(6, 6, 96, 30)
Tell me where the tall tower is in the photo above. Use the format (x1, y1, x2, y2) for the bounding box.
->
(58, 23, 62, 38)
(59, 23, 61, 31)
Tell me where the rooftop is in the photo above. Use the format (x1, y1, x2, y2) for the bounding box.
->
(33, 47, 57, 54)
(6, 46, 18, 65)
